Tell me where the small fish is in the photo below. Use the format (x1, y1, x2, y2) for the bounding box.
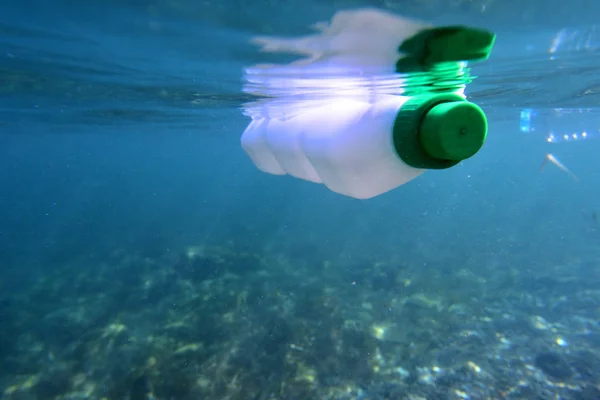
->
(593, 211, 598, 225)
(540, 153, 579, 181)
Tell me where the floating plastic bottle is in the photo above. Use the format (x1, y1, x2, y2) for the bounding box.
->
(240, 9, 496, 199)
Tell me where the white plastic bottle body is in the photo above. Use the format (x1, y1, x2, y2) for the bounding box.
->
(240, 116, 286, 175)
(241, 93, 470, 200)
(299, 95, 425, 199)
(263, 115, 323, 183)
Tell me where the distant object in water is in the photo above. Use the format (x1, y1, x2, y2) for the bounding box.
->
(540, 153, 578, 181)
(520, 108, 600, 144)
(240, 8, 495, 199)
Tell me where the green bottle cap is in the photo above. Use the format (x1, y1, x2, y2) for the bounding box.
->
(419, 101, 487, 161)
(392, 94, 488, 170)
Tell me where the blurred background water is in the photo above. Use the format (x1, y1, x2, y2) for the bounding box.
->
(2, 1, 600, 399)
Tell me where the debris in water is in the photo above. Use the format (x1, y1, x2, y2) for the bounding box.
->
(540, 153, 578, 181)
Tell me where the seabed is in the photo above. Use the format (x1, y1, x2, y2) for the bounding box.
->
(1, 242, 600, 400)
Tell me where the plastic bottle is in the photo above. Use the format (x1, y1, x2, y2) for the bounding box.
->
(241, 93, 487, 199)
(240, 15, 495, 199)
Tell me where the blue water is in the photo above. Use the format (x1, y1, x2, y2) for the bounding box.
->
(2, 1, 600, 399)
